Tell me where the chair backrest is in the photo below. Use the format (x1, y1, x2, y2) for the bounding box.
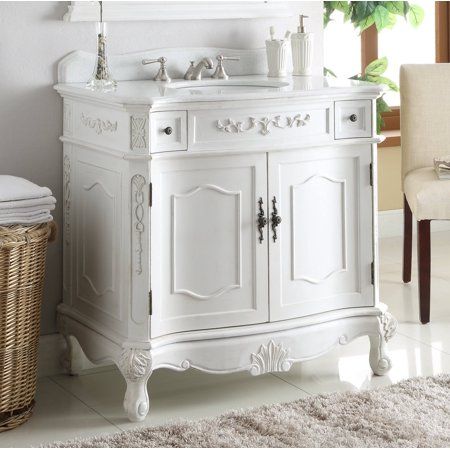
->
(401, 63, 450, 180)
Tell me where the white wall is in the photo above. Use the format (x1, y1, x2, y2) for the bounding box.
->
(0, 1, 323, 335)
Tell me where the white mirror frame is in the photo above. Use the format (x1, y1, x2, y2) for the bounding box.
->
(64, 1, 293, 22)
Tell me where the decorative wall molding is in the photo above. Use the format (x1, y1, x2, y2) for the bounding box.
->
(379, 312, 397, 342)
(81, 113, 118, 135)
(217, 114, 311, 136)
(63, 154, 71, 246)
(130, 115, 148, 150)
(249, 340, 292, 375)
(63, 1, 293, 22)
(131, 174, 146, 275)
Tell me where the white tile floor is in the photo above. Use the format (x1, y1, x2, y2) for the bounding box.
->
(2, 232, 450, 447)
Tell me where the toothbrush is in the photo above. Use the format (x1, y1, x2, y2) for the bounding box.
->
(284, 30, 291, 41)
(270, 26, 276, 41)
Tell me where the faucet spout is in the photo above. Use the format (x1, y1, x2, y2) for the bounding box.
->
(191, 57, 214, 80)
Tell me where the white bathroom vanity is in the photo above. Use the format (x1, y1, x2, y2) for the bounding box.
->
(55, 47, 396, 422)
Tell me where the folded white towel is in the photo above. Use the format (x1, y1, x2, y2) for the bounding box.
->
(0, 176, 52, 202)
(0, 196, 56, 211)
(0, 208, 55, 218)
(0, 213, 53, 226)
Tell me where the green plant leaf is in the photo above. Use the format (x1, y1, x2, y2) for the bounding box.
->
(364, 57, 388, 76)
(384, 1, 406, 16)
(333, 1, 351, 14)
(376, 95, 391, 133)
(353, 1, 376, 23)
(377, 96, 391, 113)
(366, 75, 399, 91)
(385, 13, 397, 29)
(376, 76, 399, 91)
(408, 4, 424, 27)
(324, 67, 338, 77)
(403, 2, 411, 17)
(373, 5, 391, 31)
(323, 2, 336, 27)
(358, 14, 375, 32)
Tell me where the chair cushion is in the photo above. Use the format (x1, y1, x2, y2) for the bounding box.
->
(404, 167, 450, 220)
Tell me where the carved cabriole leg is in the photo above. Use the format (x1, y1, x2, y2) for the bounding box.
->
(118, 347, 152, 422)
(369, 312, 397, 376)
(57, 314, 84, 375)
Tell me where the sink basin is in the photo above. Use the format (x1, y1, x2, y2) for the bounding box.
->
(165, 80, 290, 95)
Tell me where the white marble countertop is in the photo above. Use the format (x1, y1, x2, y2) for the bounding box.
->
(54, 75, 382, 107)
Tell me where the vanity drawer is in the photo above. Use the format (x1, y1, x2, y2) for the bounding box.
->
(188, 103, 333, 152)
(150, 111, 187, 153)
(334, 100, 372, 139)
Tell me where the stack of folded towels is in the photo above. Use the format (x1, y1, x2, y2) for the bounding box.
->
(0, 175, 56, 226)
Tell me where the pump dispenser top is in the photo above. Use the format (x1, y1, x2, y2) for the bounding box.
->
(298, 14, 308, 33)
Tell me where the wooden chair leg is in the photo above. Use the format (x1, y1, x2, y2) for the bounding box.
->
(417, 220, 431, 324)
(403, 195, 413, 283)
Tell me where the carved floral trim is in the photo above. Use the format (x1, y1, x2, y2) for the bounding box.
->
(250, 340, 292, 375)
(217, 114, 311, 136)
(81, 113, 117, 135)
(63, 155, 71, 246)
(131, 174, 146, 275)
(131, 115, 148, 150)
(118, 348, 152, 381)
(380, 312, 397, 342)
(63, 103, 73, 135)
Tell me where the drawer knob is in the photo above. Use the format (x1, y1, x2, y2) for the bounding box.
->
(349, 114, 358, 123)
(164, 126, 173, 135)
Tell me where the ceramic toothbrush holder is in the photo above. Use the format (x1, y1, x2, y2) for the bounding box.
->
(266, 39, 290, 78)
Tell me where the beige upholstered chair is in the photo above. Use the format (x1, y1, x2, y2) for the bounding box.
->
(401, 64, 450, 324)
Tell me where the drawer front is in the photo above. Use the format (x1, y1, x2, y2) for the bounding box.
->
(188, 103, 333, 152)
(151, 111, 187, 153)
(335, 100, 372, 139)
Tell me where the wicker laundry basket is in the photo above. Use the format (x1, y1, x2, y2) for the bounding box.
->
(0, 222, 56, 432)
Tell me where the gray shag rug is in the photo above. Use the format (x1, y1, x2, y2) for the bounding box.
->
(49, 374, 450, 448)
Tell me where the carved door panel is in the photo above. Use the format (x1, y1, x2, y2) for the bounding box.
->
(151, 153, 268, 337)
(74, 159, 123, 328)
(268, 146, 374, 321)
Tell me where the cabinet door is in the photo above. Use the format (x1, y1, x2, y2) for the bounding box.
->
(268, 146, 373, 321)
(151, 153, 268, 337)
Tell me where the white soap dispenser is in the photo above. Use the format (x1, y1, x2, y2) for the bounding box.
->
(291, 14, 313, 76)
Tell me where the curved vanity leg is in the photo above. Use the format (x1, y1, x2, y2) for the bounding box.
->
(61, 335, 85, 375)
(57, 314, 85, 375)
(369, 312, 397, 376)
(118, 348, 153, 422)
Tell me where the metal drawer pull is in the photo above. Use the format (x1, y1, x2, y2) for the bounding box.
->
(349, 114, 358, 123)
(257, 197, 267, 243)
(164, 126, 173, 135)
(271, 196, 282, 242)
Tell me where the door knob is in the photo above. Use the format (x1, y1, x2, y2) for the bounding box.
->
(164, 126, 173, 135)
(349, 114, 358, 123)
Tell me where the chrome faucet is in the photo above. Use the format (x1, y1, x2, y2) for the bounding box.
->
(187, 57, 214, 80)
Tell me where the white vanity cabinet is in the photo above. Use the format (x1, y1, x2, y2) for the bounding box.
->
(55, 50, 396, 422)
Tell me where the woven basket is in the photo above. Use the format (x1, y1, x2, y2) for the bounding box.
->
(0, 222, 56, 432)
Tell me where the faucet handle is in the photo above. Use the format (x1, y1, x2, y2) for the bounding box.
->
(212, 55, 240, 80)
(142, 56, 171, 82)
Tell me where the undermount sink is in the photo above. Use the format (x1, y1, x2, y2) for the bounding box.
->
(165, 79, 290, 95)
